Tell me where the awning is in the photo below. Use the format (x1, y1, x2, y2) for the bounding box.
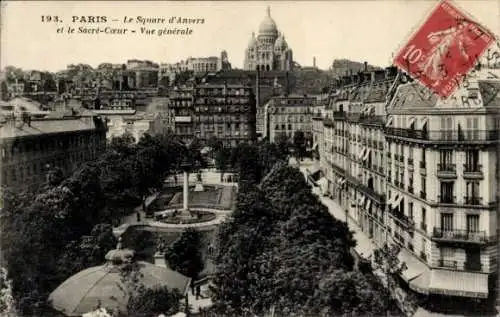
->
(365, 199, 372, 211)
(408, 117, 416, 128)
(428, 270, 489, 299)
(360, 196, 366, 207)
(307, 165, 321, 176)
(392, 195, 403, 209)
(352, 230, 377, 260)
(386, 194, 395, 207)
(317, 177, 328, 193)
(398, 248, 428, 282)
(385, 116, 394, 127)
(410, 270, 431, 295)
(358, 148, 366, 159)
(362, 149, 371, 161)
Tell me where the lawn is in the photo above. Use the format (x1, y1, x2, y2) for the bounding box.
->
(168, 185, 235, 210)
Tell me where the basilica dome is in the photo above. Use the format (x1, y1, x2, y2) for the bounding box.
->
(258, 6, 278, 37)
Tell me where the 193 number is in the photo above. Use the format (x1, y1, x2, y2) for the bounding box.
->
(41, 15, 62, 23)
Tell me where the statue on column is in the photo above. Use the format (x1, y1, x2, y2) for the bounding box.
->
(194, 170, 204, 192)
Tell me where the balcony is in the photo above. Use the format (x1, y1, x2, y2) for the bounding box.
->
(438, 259, 458, 269)
(438, 195, 455, 204)
(384, 128, 498, 143)
(432, 228, 488, 244)
(464, 262, 483, 272)
(437, 164, 457, 178)
(463, 164, 483, 179)
(464, 196, 482, 206)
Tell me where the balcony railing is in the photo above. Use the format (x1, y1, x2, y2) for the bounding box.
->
(437, 164, 456, 178)
(438, 259, 458, 269)
(438, 195, 455, 204)
(464, 196, 482, 205)
(384, 128, 499, 142)
(433, 228, 488, 243)
(464, 262, 483, 272)
(463, 164, 483, 178)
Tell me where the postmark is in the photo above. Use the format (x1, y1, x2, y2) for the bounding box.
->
(393, 0, 496, 98)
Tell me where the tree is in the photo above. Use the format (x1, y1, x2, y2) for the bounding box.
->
(214, 147, 231, 181)
(0, 81, 9, 101)
(292, 130, 306, 160)
(212, 163, 394, 317)
(373, 243, 417, 316)
(165, 229, 204, 280)
(126, 286, 182, 317)
(121, 229, 155, 261)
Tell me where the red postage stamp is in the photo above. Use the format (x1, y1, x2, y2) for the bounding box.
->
(393, 0, 496, 98)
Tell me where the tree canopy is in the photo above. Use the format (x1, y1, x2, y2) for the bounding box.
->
(211, 163, 398, 317)
(0, 132, 185, 315)
(164, 228, 205, 280)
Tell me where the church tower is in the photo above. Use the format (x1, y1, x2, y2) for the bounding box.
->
(244, 7, 294, 71)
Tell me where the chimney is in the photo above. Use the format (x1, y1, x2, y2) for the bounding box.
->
(313, 57, 316, 68)
(364, 61, 368, 72)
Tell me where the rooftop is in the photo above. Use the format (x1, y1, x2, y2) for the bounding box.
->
(0, 115, 106, 139)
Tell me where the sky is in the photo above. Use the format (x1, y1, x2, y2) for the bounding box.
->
(1, 0, 499, 72)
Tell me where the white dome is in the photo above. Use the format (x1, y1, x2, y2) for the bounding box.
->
(258, 7, 278, 37)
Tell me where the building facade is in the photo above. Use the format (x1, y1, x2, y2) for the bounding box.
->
(0, 111, 107, 191)
(243, 7, 293, 72)
(313, 66, 500, 309)
(169, 83, 257, 147)
(159, 51, 232, 84)
(264, 94, 315, 142)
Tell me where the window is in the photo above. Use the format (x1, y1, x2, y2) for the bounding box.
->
(440, 247, 455, 263)
(408, 202, 414, 220)
(465, 150, 479, 171)
(440, 213, 454, 231)
(439, 149, 453, 167)
(466, 181, 480, 204)
(466, 117, 479, 140)
(421, 208, 427, 230)
(466, 215, 479, 232)
(440, 181, 454, 203)
(440, 117, 453, 140)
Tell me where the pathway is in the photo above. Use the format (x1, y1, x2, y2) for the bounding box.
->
(297, 161, 479, 317)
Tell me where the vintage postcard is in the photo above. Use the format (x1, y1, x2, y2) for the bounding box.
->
(1, 1, 500, 317)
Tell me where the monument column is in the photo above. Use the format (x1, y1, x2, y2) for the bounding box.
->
(183, 170, 189, 211)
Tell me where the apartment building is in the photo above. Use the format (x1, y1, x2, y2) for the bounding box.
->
(314, 66, 500, 307)
(169, 83, 257, 147)
(264, 94, 315, 142)
(0, 110, 107, 191)
(385, 74, 500, 301)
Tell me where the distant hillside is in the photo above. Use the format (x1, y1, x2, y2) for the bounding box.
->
(329, 59, 381, 79)
(291, 68, 333, 95)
